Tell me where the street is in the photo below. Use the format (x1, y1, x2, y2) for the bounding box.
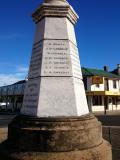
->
(95, 110, 120, 126)
(96, 115, 120, 126)
(0, 112, 120, 127)
(0, 113, 16, 127)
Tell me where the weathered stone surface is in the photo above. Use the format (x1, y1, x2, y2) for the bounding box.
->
(45, 0, 68, 5)
(21, 0, 89, 117)
(8, 114, 101, 152)
(9, 140, 111, 160)
(21, 77, 88, 117)
(7, 0, 112, 159)
(7, 114, 112, 160)
(32, 1, 78, 24)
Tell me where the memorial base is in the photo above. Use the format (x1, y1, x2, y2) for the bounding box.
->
(7, 114, 112, 160)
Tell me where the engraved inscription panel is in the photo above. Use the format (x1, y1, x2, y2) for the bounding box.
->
(28, 40, 82, 79)
(69, 42, 82, 78)
(41, 40, 72, 76)
(28, 41, 43, 79)
(22, 78, 40, 114)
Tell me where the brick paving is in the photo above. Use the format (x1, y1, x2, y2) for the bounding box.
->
(0, 128, 9, 160)
(95, 111, 120, 160)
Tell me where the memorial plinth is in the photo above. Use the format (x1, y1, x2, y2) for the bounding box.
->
(20, 0, 89, 117)
(7, 0, 112, 159)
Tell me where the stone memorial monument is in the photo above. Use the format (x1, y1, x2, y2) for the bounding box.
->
(8, 0, 112, 159)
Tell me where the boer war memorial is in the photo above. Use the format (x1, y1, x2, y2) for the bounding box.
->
(8, 0, 112, 159)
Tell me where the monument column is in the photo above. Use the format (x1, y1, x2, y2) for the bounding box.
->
(7, 0, 112, 159)
(21, 0, 89, 117)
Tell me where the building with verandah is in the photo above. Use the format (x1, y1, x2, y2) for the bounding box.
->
(82, 65, 120, 112)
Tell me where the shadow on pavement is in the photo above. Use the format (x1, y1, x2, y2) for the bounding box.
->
(96, 115, 120, 126)
(0, 140, 10, 160)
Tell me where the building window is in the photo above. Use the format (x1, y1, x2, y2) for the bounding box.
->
(92, 96, 102, 106)
(112, 97, 116, 105)
(113, 80, 117, 89)
(104, 79, 109, 91)
(96, 84, 100, 88)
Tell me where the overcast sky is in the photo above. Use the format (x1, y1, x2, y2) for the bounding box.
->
(0, 0, 120, 86)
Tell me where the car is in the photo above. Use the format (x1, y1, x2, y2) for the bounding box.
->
(0, 102, 7, 111)
(6, 103, 14, 112)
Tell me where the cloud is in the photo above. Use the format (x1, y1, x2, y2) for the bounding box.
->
(0, 74, 22, 86)
(17, 66, 28, 72)
(0, 66, 28, 86)
(16, 66, 28, 78)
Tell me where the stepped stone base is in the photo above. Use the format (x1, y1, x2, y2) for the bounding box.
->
(7, 114, 112, 160)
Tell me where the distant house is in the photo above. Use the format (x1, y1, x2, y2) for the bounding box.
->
(111, 64, 120, 76)
(0, 80, 26, 111)
(82, 66, 120, 112)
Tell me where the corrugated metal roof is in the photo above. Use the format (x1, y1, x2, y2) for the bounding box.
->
(82, 67, 120, 78)
(13, 80, 26, 85)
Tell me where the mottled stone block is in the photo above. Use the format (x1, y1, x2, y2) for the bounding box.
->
(10, 141, 112, 160)
(8, 114, 112, 160)
(110, 127, 120, 148)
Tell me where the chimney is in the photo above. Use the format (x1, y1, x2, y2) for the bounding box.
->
(104, 66, 109, 72)
(117, 64, 120, 75)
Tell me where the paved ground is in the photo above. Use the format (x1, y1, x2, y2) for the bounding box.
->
(94, 110, 120, 160)
(0, 110, 119, 128)
(0, 110, 119, 127)
(94, 110, 120, 116)
(94, 110, 120, 126)
(0, 113, 16, 159)
(96, 115, 120, 126)
(0, 113, 16, 127)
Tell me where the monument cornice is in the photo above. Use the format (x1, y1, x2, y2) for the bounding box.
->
(32, 3, 79, 24)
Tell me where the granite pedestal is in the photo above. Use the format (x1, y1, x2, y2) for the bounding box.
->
(7, 114, 112, 160)
(7, 0, 112, 159)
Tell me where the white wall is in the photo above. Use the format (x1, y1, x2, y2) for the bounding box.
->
(87, 77, 120, 92)
(86, 77, 120, 112)
(108, 80, 120, 92)
(87, 77, 104, 91)
(92, 106, 104, 112)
